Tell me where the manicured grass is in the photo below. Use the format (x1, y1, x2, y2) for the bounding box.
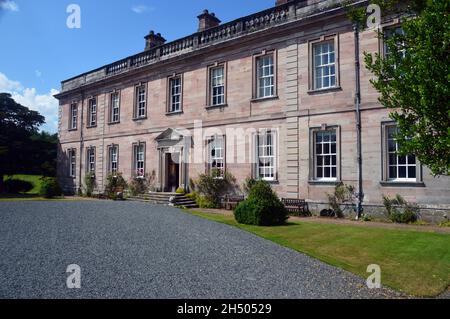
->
(186, 210, 450, 297)
(3, 174, 43, 195)
(0, 175, 65, 201)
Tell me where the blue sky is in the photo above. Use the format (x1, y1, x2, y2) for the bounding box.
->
(0, 0, 275, 132)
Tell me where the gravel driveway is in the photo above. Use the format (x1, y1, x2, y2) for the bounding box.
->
(0, 201, 402, 299)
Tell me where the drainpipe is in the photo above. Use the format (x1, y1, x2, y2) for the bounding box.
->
(354, 23, 364, 220)
(79, 91, 85, 195)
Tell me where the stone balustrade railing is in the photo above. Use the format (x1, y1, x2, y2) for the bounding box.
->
(61, 0, 338, 93)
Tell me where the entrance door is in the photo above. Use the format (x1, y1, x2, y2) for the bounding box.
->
(166, 153, 180, 192)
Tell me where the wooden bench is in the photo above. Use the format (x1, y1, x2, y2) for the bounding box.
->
(282, 198, 310, 216)
(224, 195, 245, 211)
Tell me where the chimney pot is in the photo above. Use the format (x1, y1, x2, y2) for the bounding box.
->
(144, 30, 166, 50)
(197, 9, 221, 32)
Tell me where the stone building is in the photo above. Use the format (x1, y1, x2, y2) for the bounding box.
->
(55, 0, 450, 220)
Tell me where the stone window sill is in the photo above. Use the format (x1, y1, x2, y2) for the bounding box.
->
(308, 180, 341, 186)
(133, 117, 147, 122)
(251, 96, 279, 103)
(206, 103, 228, 110)
(380, 181, 425, 188)
(307, 86, 342, 95)
(166, 111, 184, 116)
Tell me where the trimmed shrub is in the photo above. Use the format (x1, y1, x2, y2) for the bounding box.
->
(175, 187, 185, 194)
(84, 172, 96, 197)
(129, 177, 149, 196)
(439, 221, 450, 228)
(234, 180, 288, 226)
(197, 195, 217, 209)
(105, 173, 128, 199)
(242, 177, 257, 196)
(196, 169, 236, 208)
(326, 183, 357, 218)
(4, 179, 33, 194)
(39, 177, 62, 198)
(189, 178, 196, 193)
(383, 194, 420, 224)
(185, 192, 197, 200)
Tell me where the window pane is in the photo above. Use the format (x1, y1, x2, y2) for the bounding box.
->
(316, 143, 322, 155)
(389, 154, 397, 166)
(408, 166, 416, 178)
(389, 166, 397, 179)
(388, 140, 397, 153)
(399, 166, 407, 178)
(316, 133, 323, 143)
(317, 156, 323, 166)
(331, 143, 336, 154)
(316, 167, 323, 178)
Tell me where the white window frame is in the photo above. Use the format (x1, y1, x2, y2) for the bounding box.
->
(313, 130, 338, 181)
(256, 54, 275, 99)
(69, 103, 77, 130)
(133, 143, 145, 178)
(135, 85, 146, 119)
(86, 147, 96, 174)
(88, 98, 97, 127)
(256, 130, 277, 182)
(168, 76, 182, 113)
(210, 66, 225, 106)
(68, 149, 76, 178)
(108, 145, 119, 175)
(313, 41, 336, 90)
(110, 92, 120, 123)
(383, 26, 406, 59)
(385, 125, 417, 182)
(207, 135, 225, 178)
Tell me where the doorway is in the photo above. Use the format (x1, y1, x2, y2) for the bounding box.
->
(166, 153, 180, 192)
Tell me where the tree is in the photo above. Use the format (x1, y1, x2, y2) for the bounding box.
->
(0, 93, 45, 192)
(28, 131, 58, 177)
(364, 0, 450, 175)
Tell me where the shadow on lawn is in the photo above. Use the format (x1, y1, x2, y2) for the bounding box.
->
(0, 193, 41, 199)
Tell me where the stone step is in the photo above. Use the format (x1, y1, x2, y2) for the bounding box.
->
(127, 194, 198, 208)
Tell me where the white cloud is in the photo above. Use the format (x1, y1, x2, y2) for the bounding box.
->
(0, 72, 21, 91)
(0, 0, 19, 12)
(131, 5, 155, 14)
(0, 72, 59, 133)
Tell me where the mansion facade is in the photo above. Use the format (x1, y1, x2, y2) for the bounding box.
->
(56, 0, 450, 218)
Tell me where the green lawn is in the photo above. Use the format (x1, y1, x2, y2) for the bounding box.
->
(0, 175, 46, 201)
(3, 174, 44, 194)
(186, 210, 450, 297)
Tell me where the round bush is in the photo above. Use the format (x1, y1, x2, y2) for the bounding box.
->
(39, 177, 62, 198)
(175, 187, 185, 194)
(234, 180, 288, 226)
(4, 179, 33, 194)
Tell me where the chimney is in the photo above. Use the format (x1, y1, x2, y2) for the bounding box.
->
(144, 31, 166, 50)
(275, 0, 290, 5)
(197, 9, 221, 32)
